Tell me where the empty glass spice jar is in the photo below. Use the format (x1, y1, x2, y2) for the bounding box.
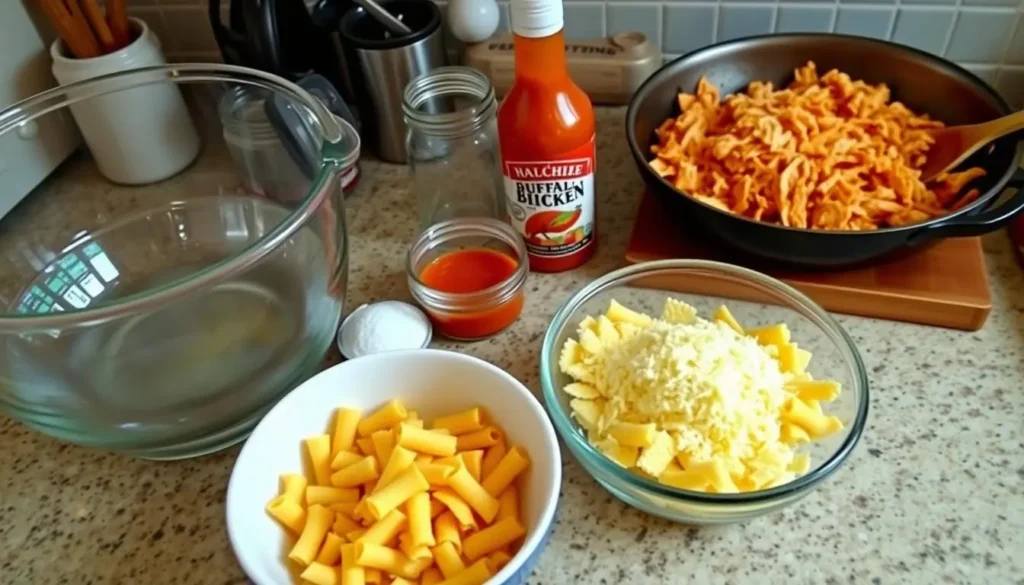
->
(403, 66, 504, 231)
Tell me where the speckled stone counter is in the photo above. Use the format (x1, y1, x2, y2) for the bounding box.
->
(2, 108, 1023, 585)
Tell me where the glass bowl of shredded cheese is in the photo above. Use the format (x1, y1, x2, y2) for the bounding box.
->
(539, 259, 869, 524)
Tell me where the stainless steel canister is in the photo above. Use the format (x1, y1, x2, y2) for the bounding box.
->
(339, 0, 446, 163)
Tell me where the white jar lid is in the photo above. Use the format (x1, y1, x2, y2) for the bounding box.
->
(337, 301, 433, 359)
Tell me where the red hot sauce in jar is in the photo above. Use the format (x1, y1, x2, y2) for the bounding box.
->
(409, 220, 529, 340)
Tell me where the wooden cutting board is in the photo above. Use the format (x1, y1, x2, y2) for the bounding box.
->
(625, 191, 992, 331)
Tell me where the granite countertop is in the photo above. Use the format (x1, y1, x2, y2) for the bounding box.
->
(2, 108, 1023, 584)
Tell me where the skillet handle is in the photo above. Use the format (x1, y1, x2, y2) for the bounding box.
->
(908, 168, 1024, 244)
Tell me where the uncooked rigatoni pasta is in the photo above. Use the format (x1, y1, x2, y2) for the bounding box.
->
(265, 399, 532, 584)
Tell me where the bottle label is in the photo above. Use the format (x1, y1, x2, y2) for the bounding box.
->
(502, 137, 596, 258)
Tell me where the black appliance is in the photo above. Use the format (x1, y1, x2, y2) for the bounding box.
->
(209, 0, 350, 95)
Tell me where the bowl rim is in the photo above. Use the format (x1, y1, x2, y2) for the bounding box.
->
(539, 259, 870, 504)
(624, 32, 1022, 237)
(0, 63, 356, 331)
(226, 348, 562, 584)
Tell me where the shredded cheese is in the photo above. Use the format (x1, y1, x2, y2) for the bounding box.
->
(597, 318, 787, 464)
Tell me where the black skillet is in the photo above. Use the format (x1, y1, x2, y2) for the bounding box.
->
(626, 33, 1024, 268)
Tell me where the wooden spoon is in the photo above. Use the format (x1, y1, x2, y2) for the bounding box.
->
(919, 110, 1024, 182)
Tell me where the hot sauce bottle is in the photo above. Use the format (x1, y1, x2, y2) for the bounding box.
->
(498, 0, 597, 272)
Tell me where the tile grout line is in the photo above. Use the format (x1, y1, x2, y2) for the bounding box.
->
(712, 0, 721, 44)
(828, 0, 841, 33)
(939, 0, 963, 57)
(884, 0, 901, 40)
(654, 2, 664, 50)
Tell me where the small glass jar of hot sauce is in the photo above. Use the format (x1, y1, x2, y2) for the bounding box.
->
(407, 218, 528, 340)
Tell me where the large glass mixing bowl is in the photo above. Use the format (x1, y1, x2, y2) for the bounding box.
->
(0, 65, 358, 459)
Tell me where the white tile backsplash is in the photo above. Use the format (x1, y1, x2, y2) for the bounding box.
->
(890, 7, 956, 55)
(834, 5, 895, 38)
(607, 2, 662, 47)
(131, 0, 1024, 108)
(663, 4, 717, 53)
(776, 5, 835, 33)
(946, 9, 1016, 62)
(718, 3, 775, 41)
(563, 2, 606, 38)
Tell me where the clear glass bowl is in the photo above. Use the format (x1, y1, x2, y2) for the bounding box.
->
(540, 260, 869, 524)
(0, 65, 359, 459)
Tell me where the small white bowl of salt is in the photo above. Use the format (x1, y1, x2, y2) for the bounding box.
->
(336, 300, 433, 359)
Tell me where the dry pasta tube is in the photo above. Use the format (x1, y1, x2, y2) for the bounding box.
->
(431, 407, 484, 435)
(496, 485, 519, 523)
(371, 429, 395, 469)
(281, 473, 308, 502)
(353, 543, 421, 580)
(480, 440, 507, 478)
(415, 462, 458, 486)
(364, 569, 382, 584)
(397, 424, 458, 457)
(407, 491, 436, 548)
(462, 517, 526, 562)
(432, 455, 460, 467)
(421, 567, 444, 585)
(330, 501, 360, 517)
(301, 562, 339, 585)
(433, 510, 462, 553)
(432, 489, 476, 530)
(437, 559, 493, 585)
(333, 407, 362, 455)
(340, 543, 365, 585)
(316, 533, 344, 565)
(356, 438, 374, 456)
(429, 498, 446, 519)
(266, 495, 305, 533)
(331, 456, 380, 488)
(363, 479, 377, 495)
(289, 504, 334, 565)
(358, 399, 408, 437)
(391, 579, 416, 585)
(481, 446, 530, 496)
(306, 434, 333, 486)
(456, 427, 502, 451)
(447, 465, 500, 523)
(364, 465, 429, 520)
(399, 532, 434, 561)
(432, 540, 466, 578)
(331, 450, 364, 471)
(461, 450, 484, 482)
(374, 446, 418, 493)
(486, 550, 513, 573)
(334, 512, 362, 535)
(307, 486, 360, 506)
(357, 509, 407, 545)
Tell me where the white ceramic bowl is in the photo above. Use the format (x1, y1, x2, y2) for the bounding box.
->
(226, 349, 561, 585)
